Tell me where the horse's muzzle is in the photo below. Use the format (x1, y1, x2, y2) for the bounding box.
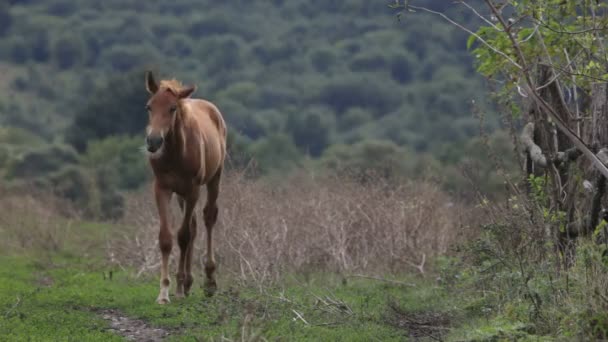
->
(146, 134, 164, 153)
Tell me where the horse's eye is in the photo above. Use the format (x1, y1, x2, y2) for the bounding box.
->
(169, 105, 177, 113)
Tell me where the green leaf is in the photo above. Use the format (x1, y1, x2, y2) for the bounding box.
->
(467, 34, 476, 50)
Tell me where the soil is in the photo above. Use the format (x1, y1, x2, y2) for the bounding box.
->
(385, 301, 451, 341)
(97, 309, 170, 341)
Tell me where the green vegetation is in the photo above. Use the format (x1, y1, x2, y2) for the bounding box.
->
(4, 210, 604, 341)
(0, 255, 447, 341)
(5, 0, 608, 340)
(0, 0, 513, 218)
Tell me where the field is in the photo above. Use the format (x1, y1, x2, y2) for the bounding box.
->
(0, 254, 453, 341)
(0, 173, 498, 342)
(2, 172, 607, 341)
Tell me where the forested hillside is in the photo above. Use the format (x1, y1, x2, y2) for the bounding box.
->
(0, 1, 512, 216)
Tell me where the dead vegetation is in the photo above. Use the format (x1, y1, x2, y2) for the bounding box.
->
(0, 186, 75, 254)
(108, 171, 473, 285)
(385, 301, 451, 341)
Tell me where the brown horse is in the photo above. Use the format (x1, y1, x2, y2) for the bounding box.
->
(144, 71, 227, 304)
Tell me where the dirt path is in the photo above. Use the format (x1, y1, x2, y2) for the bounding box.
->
(97, 309, 170, 341)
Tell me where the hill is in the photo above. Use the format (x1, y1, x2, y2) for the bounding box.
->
(0, 1, 514, 217)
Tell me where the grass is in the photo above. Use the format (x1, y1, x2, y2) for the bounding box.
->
(4, 180, 594, 341)
(0, 252, 454, 341)
(0, 179, 467, 341)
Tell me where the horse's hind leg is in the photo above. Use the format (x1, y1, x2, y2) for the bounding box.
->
(203, 169, 221, 296)
(176, 193, 198, 298)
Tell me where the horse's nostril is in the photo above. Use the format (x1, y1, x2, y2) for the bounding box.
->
(146, 135, 164, 152)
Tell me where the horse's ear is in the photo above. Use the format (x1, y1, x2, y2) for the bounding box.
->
(145, 71, 159, 94)
(177, 85, 196, 99)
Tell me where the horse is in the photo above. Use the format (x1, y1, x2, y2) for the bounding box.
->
(143, 71, 227, 304)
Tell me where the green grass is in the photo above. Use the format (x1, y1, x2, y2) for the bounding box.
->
(0, 252, 454, 341)
(1, 220, 563, 341)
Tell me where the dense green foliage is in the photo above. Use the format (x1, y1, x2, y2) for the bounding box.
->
(0, 0, 512, 209)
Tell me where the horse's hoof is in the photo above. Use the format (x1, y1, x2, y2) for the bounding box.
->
(174, 292, 185, 299)
(204, 280, 217, 297)
(156, 297, 170, 305)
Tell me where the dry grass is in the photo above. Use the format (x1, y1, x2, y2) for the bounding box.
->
(0, 186, 75, 254)
(109, 172, 474, 284)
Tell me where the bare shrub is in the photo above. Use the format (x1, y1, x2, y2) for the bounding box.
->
(110, 171, 471, 285)
(0, 185, 76, 254)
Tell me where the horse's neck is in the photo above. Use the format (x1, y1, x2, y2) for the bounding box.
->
(165, 109, 196, 165)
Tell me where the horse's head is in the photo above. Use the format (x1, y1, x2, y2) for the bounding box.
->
(144, 71, 196, 158)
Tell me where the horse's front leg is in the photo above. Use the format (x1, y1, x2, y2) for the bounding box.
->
(176, 191, 199, 298)
(154, 182, 173, 304)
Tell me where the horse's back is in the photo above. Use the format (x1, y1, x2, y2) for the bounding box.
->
(190, 99, 226, 138)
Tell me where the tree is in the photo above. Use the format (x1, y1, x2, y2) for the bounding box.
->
(286, 108, 332, 157)
(399, 0, 608, 259)
(66, 71, 148, 152)
(52, 33, 85, 69)
(248, 134, 302, 174)
(0, 3, 11, 36)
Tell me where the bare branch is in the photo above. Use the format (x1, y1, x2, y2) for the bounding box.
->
(535, 50, 584, 91)
(406, 4, 522, 69)
(540, 63, 608, 83)
(484, 0, 608, 180)
(534, 17, 608, 35)
(563, 49, 581, 136)
(292, 310, 309, 325)
(456, 0, 502, 31)
(521, 122, 547, 168)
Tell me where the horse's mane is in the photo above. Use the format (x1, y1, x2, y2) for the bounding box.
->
(159, 79, 186, 94)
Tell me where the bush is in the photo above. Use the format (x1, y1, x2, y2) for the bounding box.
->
(390, 53, 414, 84)
(112, 171, 467, 283)
(66, 71, 148, 152)
(248, 134, 302, 174)
(47, 0, 77, 17)
(8, 37, 29, 63)
(82, 135, 149, 191)
(102, 45, 152, 72)
(164, 33, 192, 57)
(0, 3, 11, 36)
(196, 35, 244, 74)
(216, 100, 267, 140)
(321, 140, 412, 181)
(39, 165, 124, 220)
(349, 52, 386, 72)
(309, 47, 337, 73)
(52, 34, 85, 69)
(0, 126, 44, 147)
(252, 40, 296, 65)
(5, 144, 79, 180)
(339, 107, 373, 131)
(317, 75, 401, 115)
(30, 30, 50, 62)
(45, 165, 95, 205)
(188, 15, 255, 40)
(286, 107, 332, 157)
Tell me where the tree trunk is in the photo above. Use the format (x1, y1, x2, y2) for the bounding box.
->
(580, 84, 608, 237)
(524, 68, 608, 263)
